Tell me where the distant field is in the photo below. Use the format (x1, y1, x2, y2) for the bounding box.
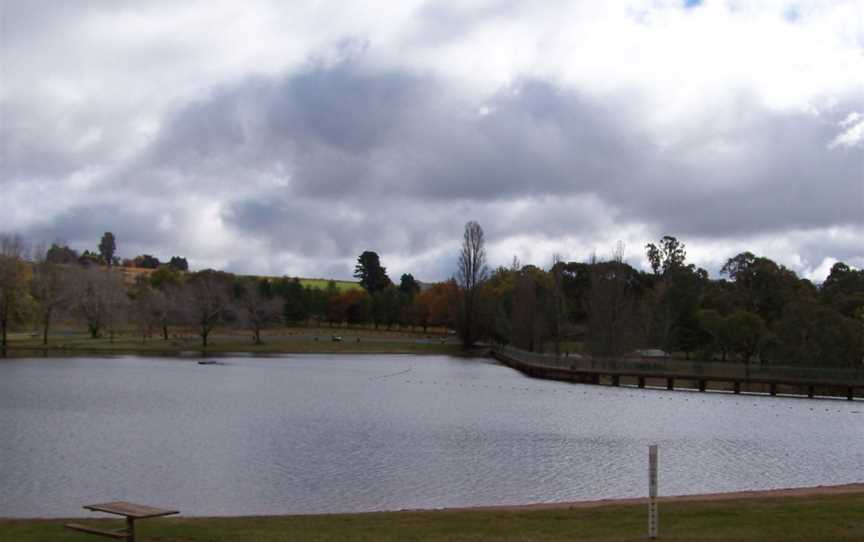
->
(117, 266, 155, 284)
(297, 278, 363, 292)
(112, 266, 363, 292)
(244, 275, 363, 292)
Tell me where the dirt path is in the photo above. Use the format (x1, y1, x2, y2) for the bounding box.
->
(436, 483, 864, 513)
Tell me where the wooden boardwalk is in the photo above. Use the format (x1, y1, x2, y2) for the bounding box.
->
(492, 347, 863, 400)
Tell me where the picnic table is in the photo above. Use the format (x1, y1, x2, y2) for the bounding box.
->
(64, 501, 178, 541)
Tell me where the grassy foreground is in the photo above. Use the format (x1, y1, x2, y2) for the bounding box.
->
(4, 493, 863, 541)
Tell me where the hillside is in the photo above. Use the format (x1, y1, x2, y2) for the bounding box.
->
(112, 266, 363, 292)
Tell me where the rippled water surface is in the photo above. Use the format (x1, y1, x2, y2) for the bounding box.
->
(1, 354, 861, 517)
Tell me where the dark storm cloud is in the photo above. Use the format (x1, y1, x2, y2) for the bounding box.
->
(224, 196, 463, 260)
(142, 61, 861, 253)
(145, 64, 639, 202)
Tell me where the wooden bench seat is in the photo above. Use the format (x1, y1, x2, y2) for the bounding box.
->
(63, 523, 129, 540)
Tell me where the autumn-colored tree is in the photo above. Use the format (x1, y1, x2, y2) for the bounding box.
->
(329, 290, 371, 327)
(425, 280, 458, 331)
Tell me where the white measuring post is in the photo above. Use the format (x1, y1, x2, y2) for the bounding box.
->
(648, 444, 659, 539)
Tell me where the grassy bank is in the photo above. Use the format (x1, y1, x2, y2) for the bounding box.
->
(4, 492, 863, 541)
(1, 340, 464, 357)
(1, 327, 463, 357)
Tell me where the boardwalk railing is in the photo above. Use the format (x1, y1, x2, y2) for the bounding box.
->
(492, 346, 864, 398)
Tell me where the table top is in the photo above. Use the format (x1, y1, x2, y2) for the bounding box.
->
(83, 501, 179, 519)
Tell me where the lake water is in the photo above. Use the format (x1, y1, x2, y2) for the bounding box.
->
(0, 354, 861, 518)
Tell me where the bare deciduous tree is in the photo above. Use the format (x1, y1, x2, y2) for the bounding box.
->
(0, 235, 29, 348)
(131, 282, 164, 342)
(30, 244, 69, 345)
(182, 270, 233, 348)
(153, 285, 180, 341)
(237, 285, 283, 344)
(457, 221, 488, 348)
(70, 267, 128, 340)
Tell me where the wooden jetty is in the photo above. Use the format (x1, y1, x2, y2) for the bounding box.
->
(492, 347, 863, 400)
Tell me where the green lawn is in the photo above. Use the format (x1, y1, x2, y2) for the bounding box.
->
(237, 274, 363, 292)
(297, 278, 363, 292)
(4, 493, 863, 541)
(2, 327, 460, 356)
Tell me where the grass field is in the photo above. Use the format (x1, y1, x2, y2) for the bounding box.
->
(3, 492, 863, 541)
(242, 275, 362, 292)
(110, 266, 364, 292)
(2, 326, 460, 356)
(297, 278, 363, 292)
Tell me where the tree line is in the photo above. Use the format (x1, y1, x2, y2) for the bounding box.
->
(453, 229, 863, 368)
(43, 231, 189, 271)
(0, 234, 458, 348)
(1, 226, 862, 368)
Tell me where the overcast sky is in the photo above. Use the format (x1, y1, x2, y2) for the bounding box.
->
(2, 0, 862, 282)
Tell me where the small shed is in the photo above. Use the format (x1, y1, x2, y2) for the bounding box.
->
(632, 349, 671, 359)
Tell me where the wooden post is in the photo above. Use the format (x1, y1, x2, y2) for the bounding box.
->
(698, 380, 706, 392)
(648, 444, 658, 539)
(733, 381, 740, 394)
(127, 517, 135, 542)
(848, 387, 854, 401)
(612, 375, 620, 387)
(770, 383, 777, 396)
(638, 376, 645, 388)
(666, 378, 673, 390)
(808, 386, 815, 399)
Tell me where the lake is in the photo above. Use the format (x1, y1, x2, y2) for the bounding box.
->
(0, 354, 861, 517)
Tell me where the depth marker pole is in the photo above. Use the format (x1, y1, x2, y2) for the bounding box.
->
(648, 444, 658, 539)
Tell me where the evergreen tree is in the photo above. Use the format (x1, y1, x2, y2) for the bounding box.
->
(354, 251, 391, 293)
(99, 232, 116, 267)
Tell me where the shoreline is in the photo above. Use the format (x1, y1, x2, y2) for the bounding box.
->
(6, 483, 863, 520)
(0, 343, 470, 358)
(433, 482, 864, 514)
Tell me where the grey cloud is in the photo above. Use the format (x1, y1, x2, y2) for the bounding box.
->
(223, 196, 461, 260)
(18, 200, 176, 257)
(632, 108, 864, 237)
(144, 64, 641, 203)
(1, 98, 116, 182)
(411, 0, 526, 46)
(4, 16, 862, 281)
(796, 232, 864, 271)
(147, 61, 861, 244)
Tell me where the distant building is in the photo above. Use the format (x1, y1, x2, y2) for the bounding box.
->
(632, 349, 671, 359)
